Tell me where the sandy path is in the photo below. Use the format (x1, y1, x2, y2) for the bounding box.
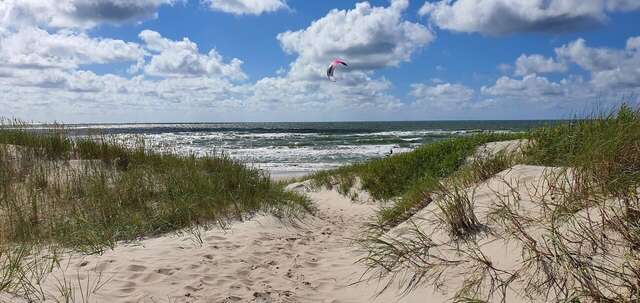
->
(9, 187, 429, 303)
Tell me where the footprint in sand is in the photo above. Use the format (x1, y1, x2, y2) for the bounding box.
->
(222, 295, 242, 303)
(127, 264, 147, 272)
(304, 258, 319, 267)
(155, 268, 174, 275)
(252, 292, 274, 303)
(203, 254, 214, 260)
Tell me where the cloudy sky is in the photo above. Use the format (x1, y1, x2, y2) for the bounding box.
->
(1, 0, 639, 122)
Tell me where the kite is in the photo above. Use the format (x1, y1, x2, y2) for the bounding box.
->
(326, 59, 348, 81)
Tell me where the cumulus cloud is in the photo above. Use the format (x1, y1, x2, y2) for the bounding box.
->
(245, 76, 403, 115)
(0, 65, 405, 121)
(555, 37, 640, 88)
(139, 30, 246, 80)
(419, 0, 640, 35)
(0, 68, 129, 95)
(477, 72, 633, 115)
(0, 0, 175, 29)
(556, 38, 627, 72)
(2, 0, 638, 121)
(514, 54, 567, 76)
(240, 0, 429, 116)
(0, 1, 416, 121)
(504, 36, 640, 92)
(277, 0, 434, 80)
(481, 74, 566, 99)
(0, 27, 144, 70)
(410, 83, 474, 108)
(203, 0, 288, 15)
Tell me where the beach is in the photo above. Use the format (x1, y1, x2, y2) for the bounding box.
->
(1, 111, 638, 302)
(2, 0, 639, 301)
(0, 140, 549, 302)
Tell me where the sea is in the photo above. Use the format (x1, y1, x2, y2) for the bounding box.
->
(61, 121, 557, 177)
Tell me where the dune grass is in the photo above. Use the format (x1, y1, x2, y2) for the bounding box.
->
(356, 105, 640, 302)
(526, 104, 640, 196)
(0, 123, 313, 254)
(310, 133, 526, 229)
(0, 121, 315, 299)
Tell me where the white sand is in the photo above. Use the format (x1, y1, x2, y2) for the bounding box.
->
(4, 162, 572, 302)
(384, 165, 566, 302)
(8, 185, 432, 303)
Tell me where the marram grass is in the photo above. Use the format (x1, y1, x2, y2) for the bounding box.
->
(310, 132, 526, 229)
(0, 122, 313, 254)
(354, 104, 640, 302)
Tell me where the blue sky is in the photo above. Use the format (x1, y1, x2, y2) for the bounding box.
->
(1, 0, 639, 122)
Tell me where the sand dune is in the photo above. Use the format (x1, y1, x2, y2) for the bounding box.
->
(7, 183, 432, 302)
(4, 163, 578, 302)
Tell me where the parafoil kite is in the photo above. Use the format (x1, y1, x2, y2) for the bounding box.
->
(326, 59, 348, 81)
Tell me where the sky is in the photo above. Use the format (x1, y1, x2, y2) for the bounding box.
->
(0, 0, 639, 123)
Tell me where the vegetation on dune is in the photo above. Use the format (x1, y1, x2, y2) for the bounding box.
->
(0, 122, 312, 252)
(354, 104, 640, 302)
(310, 133, 526, 229)
(2, 105, 639, 301)
(0, 121, 313, 299)
(526, 104, 640, 197)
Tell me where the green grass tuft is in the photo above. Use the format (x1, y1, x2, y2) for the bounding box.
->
(311, 133, 526, 229)
(357, 104, 640, 302)
(0, 123, 313, 254)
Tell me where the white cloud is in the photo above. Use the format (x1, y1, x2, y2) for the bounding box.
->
(502, 36, 640, 94)
(139, 30, 246, 80)
(514, 54, 567, 76)
(203, 0, 288, 15)
(410, 83, 474, 108)
(481, 74, 568, 100)
(239, 0, 428, 117)
(277, 0, 434, 80)
(627, 37, 640, 51)
(0, 27, 144, 70)
(488, 74, 564, 96)
(419, 0, 639, 35)
(555, 37, 640, 88)
(246, 76, 402, 115)
(1, 1, 638, 122)
(477, 72, 638, 115)
(556, 38, 630, 72)
(468, 36, 640, 115)
(408, 82, 504, 114)
(0, 0, 175, 30)
(0, 65, 405, 122)
(606, 0, 640, 11)
(0, 68, 128, 95)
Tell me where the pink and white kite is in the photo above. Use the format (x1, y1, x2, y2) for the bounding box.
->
(326, 59, 348, 81)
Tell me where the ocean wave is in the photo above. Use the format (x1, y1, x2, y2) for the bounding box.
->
(61, 121, 542, 173)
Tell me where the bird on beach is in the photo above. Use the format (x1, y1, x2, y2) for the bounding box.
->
(326, 59, 348, 81)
